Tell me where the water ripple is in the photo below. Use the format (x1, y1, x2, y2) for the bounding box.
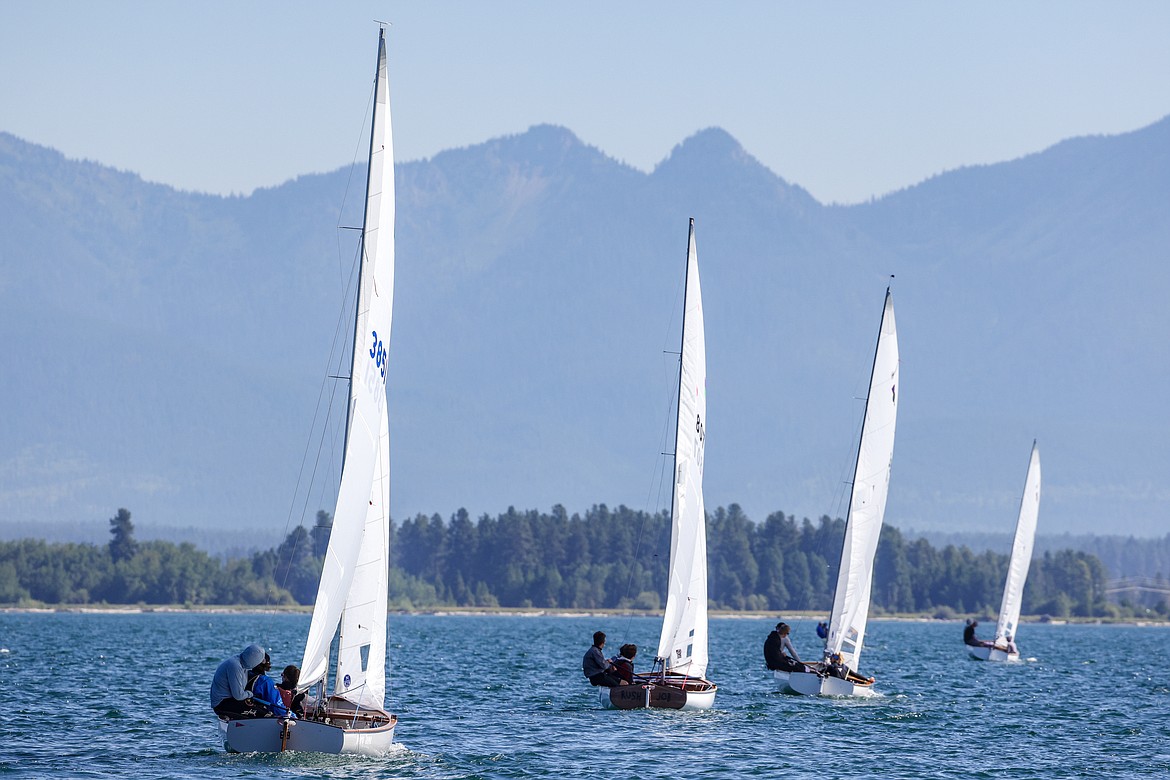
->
(0, 613, 1167, 778)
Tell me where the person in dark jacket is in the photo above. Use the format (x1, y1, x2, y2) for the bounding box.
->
(825, 652, 849, 680)
(610, 644, 637, 684)
(964, 619, 992, 647)
(764, 623, 808, 673)
(764, 623, 786, 670)
(582, 631, 623, 686)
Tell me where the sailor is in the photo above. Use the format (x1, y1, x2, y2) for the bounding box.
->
(210, 643, 266, 719)
(246, 652, 294, 718)
(582, 631, 624, 687)
(825, 652, 849, 680)
(277, 665, 307, 718)
(824, 652, 875, 684)
(764, 623, 807, 673)
(964, 619, 993, 647)
(610, 644, 638, 684)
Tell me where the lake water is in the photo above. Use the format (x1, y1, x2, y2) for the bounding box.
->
(1, 612, 1167, 778)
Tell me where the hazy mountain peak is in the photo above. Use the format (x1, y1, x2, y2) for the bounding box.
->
(650, 126, 817, 212)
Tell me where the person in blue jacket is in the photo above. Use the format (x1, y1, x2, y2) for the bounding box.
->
(246, 652, 294, 718)
(210, 643, 265, 719)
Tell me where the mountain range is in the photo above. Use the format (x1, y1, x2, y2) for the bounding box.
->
(1, 116, 1168, 538)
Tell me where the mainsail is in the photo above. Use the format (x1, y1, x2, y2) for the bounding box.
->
(656, 219, 709, 679)
(826, 290, 898, 672)
(301, 28, 395, 712)
(994, 442, 1041, 646)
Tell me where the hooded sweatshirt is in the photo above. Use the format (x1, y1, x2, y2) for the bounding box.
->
(210, 644, 265, 707)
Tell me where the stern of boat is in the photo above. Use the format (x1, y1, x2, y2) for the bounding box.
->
(220, 711, 397, 755)
(600, 677, 716, 710)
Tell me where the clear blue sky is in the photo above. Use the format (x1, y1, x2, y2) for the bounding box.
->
(2, 1, 1169, 204)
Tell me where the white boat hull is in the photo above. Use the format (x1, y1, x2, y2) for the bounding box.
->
(966, 645, 1019, 662)
(598, 678, 717, 711)
(772, 669, 798, 693)
(787, 671, 877, 698)
(218, 712, 397, 756)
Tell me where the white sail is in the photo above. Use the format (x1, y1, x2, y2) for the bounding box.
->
(995, 442, 1041, 646)
(826, 290, 898, 673)
(656, 219, 709, 679)
(301, 29, 395, 707)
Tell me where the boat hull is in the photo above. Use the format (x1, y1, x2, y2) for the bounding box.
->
(966, 645, 1019, 662)
(218, 712, 397, 756)
(773, 669, 797, 693)
(599, 678, 717, 711)
(787, 671, 876, 698)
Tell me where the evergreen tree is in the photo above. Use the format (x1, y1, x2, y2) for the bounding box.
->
(108, 507, 138, 563)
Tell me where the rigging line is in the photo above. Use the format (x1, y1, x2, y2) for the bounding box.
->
(624, 279, 687, 643)
(262, 240, 361, 636)
(334, 76, 378, 280)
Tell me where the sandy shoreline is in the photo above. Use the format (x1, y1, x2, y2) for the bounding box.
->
(1, 604, 1166, 625)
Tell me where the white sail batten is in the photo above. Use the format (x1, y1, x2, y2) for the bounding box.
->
(656, 220, 709, 679)
(826, 290, 898, 672)
(301, 29, 395, 703)
(995, 442, 1040, 646)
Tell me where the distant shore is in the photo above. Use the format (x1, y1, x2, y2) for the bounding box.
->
(1, 603, 1167, 625)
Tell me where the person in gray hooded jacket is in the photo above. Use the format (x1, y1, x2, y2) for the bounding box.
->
(211, 643, 266, 719)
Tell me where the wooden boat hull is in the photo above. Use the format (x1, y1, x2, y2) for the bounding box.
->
(218, 711, 397, 756)
(787, 670, 876, 698)
(599, 678, 717, 711)
(966, 645, 1019, 662)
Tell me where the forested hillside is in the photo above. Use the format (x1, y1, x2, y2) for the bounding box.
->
(3, 507, 1161, 619)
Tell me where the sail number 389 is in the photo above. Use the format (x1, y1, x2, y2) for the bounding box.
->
(369, 330, 387, 378)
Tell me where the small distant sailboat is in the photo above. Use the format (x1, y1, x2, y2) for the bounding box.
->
(967, 442, 1041, 662)
(220, 28, 398, 755)
(785, 289, 899, 697)
(602, 219, 717, 711)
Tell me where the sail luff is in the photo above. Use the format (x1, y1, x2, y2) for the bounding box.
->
(656, 220, 709, 678)
(301, 28, 394, 699)
(995, 442, 1040, 646)
(826, 290, 898, 673)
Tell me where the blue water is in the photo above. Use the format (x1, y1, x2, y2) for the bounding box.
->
(1, 612, 1167, 778)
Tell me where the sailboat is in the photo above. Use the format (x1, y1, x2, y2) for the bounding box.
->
(967, 442, 1041, 662)
(602, 219, 717, 711)
(785, 288, 899, 697)
(220, 28, 398, 755)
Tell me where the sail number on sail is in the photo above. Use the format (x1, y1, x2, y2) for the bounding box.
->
(694, 414, 705, 470)
(364, 329, 389, 394)
(369, 330, 388, 377)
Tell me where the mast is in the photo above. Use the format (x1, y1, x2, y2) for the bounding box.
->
(825, 286, 897, 670)
(300, 26, 395, 706)
(995, 440, 1040, 646)
(340, 25, 388, 469)
(333, 24, 388, 683)
(659, 217, 693, 668)
(655, 218, 708, 678)
(667, 219, 694, 552)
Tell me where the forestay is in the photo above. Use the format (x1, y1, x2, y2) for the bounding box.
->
(301, 30, 395, 712)
(995, 442, 1041, 646)
(656, 220, 709, 679)
(826, 290, 898, 672)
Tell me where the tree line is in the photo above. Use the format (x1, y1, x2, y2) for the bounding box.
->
(0, 509, 331, 607)
(0, 505, 1163, 619)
